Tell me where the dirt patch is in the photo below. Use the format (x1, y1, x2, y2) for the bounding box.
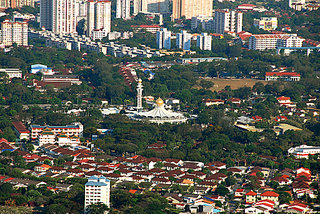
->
(198, 78, 268, 92)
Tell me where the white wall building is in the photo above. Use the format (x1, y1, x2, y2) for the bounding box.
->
(1, 19, 28, 46)
(0, 68, 22, 78)
(176, 30, 191, 51)
(85, 176, 110, 210)
(116, 0, 130, 20)
(288, 145, 320, 159)
(249, 34, 305, 50)
(156, 28, 171, 49)
(86, 0, 111, 40)
(197, 33, 212, 51)
(40, 0, 77, 34)
(214, 9, 242, 34)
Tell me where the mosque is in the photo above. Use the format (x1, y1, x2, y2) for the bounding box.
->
(128, 79, 188, 124)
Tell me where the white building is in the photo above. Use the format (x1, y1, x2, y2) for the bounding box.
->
(249, 34, 305, 50)
(156, 28, 171, 49)
(176, 30, 191, 51)
(116, 0, 130, 20)
(0, 68, 22, 78)
(40, 0, 77, 34)
(30, 123, 83, 140)
(87, 0, 111, 40)
(38, 128, 56, 146)
(1, 20, 28, 46)
(197, 33, 212, 51)
(85, 176, 110, 210)
(57, 134, 80, 147)
(214, 9, 242, 34)
(265, 72, 301, 81)
(288, 145, 320, 159)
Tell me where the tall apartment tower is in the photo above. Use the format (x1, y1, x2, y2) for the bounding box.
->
(1, 19, 28, 46)
(133, 0, 170, 15)
(156, 28, 171, 49)
(116, 0, 130, 20)
(40, 0, 77, 34)
(86, 0, 111, 40)
(85, 176, 110, 210)
(176, 30, 191, 51)
(197, 33, 212, 51)
(214, 9, 242, 34)
(172, 0, 213, 20)
(0, 0, 35, 8)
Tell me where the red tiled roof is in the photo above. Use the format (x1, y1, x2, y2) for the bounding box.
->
(261, 191, 279, 197)
(246, 190, 257, 196)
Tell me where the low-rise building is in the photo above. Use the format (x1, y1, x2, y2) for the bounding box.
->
(265, 72, 301, 81)
(288, 145, 320, 159)
(12, 121, 30, 140)
(0, 68, 22, 79)
(253, 17, 278, 31)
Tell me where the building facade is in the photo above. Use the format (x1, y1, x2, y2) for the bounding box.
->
(40, 0, 77, 34)
(87, 0, 111, 40)
(253, 17, 278, 31)
(172, 0, 213, 20)
(214, 9, 242, 34)
(0, 0, 34, 9)
(134, 0, 170, 15)
(288, 145, 320, 159)
(85, 176, 110, 209)
(1, 20, 28, 46)
(191, 16, 214, 31)
(176, 30, 191, 51)
(265, 72, 301, 81)
(197, 33, 212, 51)
(30, 123, 83, 140)
(249, 34, 305, 50)
(116, 0, 130, 20)
(156, 28, 171, 49)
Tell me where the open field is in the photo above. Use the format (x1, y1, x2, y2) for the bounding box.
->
(199, 78, 268, 92)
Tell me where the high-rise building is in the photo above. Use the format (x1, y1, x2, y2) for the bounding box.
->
(214, 9, 242, 34)
(1, 19, 28, 46)
(116, 0, 130, 20)
(176, 30, 191, 51)
(85, 176, 110, 210)
(86, 0, 111, 40)
(253, 17, 278, 31)
(172, 0, 213, 20)
(0, 0, 34, 9)
(197, 33, 212, 51)
(40, 0, 77, 34)
(156, 28, 171, 49)
(191, 16, 214, 31)
(136, 79, 143, 109)
(134, 0, 170, 15)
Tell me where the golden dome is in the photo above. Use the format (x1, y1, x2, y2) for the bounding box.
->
(156, 97, 164, 106)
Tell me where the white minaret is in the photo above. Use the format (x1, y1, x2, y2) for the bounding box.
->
(137, 78, 143, 109)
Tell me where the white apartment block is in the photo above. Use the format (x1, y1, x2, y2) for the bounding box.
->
(40, 0, 77, 34)
(176, 30, 191, 51)
(288, 145, 320, 159)
(116, 0, 130, 20)
(156, 28, 171, 49)
(197, 33, 212, 51)
(249, 34, 305, 50)
(0, 68, 22, 78)
(191, 16, 214, 31)
(1, 20, 28, 46)
(214, 9, 242, 34)
(134, 0, 170, 15)
(85, 176, 110, 210)
(87, 0, 111, 40)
